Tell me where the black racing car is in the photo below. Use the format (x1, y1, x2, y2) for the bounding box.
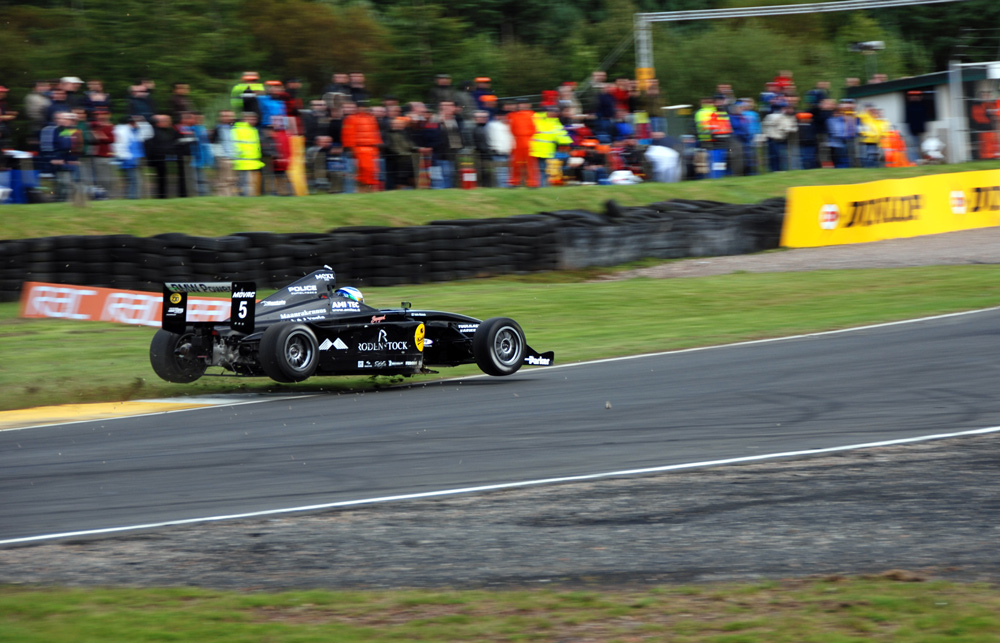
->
(150, 267, 554, 384)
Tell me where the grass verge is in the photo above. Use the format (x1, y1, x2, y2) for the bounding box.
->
(2, 576, 999, 642)
(5, 161, 1000, 240)
(2, 264, 998, 411)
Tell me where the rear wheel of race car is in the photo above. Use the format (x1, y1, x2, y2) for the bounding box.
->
(259, 323, 319, 383)
(149, 329, 207, 383)
(473, 317, 525, 376)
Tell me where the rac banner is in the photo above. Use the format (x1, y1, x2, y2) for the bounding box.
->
(781, 169, 1000, 248)
(19, 282, 231, 327)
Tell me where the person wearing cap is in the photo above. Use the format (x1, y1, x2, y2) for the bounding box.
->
(530, 103, 572, 188)
(471, 77, 493, 110)
(60, 76, 85, 109)
(231, 72, 263, 112)
(795, 111, 819, 170)
(257, 81, 287, 128)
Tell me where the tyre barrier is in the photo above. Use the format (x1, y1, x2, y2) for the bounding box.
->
(0, 198, 785, 301)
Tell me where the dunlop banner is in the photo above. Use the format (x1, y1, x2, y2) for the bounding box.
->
(781, 169, 1000, 248)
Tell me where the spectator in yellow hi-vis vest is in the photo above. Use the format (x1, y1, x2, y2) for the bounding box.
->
(858, 104, 890, 168)
(530, 104, 572, 188)
(232, 112, 263, 196)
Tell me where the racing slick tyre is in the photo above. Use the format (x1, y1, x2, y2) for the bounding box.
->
(149, 329, 208, 383)
(259, 323, 319, 383)
(473, 317, 526, 377)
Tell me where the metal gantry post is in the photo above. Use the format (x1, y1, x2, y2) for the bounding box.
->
(948, 60, 971, 164)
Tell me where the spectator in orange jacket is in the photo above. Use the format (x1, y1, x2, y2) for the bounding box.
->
(508, 100, 538, 187)
(342, 101, 383, 192)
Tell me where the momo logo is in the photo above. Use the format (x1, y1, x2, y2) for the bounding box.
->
(314, 273, 336, 281)
(169, 293, 183, 305)
(951, 190, 967, 215)
(358, 329, 408, 351)
(819, 204, 840, 230)
(415, 323, 425, 352)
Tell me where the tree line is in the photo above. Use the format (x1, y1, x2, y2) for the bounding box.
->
(1, 0, 998, 116)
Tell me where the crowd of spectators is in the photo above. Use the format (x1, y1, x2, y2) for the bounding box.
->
(690, 70, 940, 179)
(0, 68, 945, 203)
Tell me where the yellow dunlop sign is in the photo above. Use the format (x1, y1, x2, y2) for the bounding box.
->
(169, 292, 183, 304)
(781, 169, 1000, 247)
(414, 323, 425, 352)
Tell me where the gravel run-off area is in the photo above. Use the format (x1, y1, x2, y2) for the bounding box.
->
(2, 228, 999, 591)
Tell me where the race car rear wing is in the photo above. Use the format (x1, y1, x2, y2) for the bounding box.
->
(161, 281, 257, 334)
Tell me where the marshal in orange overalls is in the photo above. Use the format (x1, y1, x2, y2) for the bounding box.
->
(342, 110, 384, 190)
(508, 107, 538, 188)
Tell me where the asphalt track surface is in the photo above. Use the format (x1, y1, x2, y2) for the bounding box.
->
(2, 308, 999, 547)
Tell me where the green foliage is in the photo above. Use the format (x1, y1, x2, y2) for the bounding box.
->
(0, 0, 996, 119)
(373, 3, 475, 101)
(240, 0, 386, 95)
(891, 0, 1000, 70)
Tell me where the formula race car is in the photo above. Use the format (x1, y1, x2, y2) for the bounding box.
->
(150, 267, 554, 384)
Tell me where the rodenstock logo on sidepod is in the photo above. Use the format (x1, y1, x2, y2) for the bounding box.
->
(819, 203, 840, 230)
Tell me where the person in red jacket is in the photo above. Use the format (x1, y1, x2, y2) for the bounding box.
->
(268, 115, 293, 195)
(342, 101, 383, 191)
(508, 100, 538, 187)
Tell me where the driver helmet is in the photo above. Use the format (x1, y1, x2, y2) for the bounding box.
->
(334, 286, 364, 304)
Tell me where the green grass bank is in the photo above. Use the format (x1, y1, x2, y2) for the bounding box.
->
(3, 577, 1000, 642)
(5, 162, 1000, 241)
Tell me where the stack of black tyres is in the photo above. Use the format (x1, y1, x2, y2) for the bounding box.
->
(0, 197, 786, 301)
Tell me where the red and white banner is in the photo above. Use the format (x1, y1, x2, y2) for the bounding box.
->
(19, 282, 231, 327)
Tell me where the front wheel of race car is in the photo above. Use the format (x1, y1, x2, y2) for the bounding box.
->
(259, 323, 319, 383)
(149, 329, 208, 383)
(473, 317, 526, 376)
